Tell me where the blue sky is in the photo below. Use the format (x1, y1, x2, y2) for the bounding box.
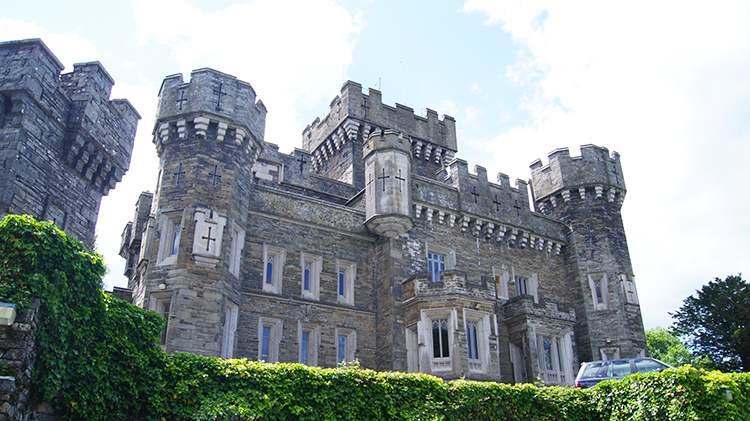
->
(3, 0, 749, 331)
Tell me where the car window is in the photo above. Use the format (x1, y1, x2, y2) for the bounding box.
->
(609, 360, 631, 377)
(580, 362, 606, 379)
(634, 359, 667, 373)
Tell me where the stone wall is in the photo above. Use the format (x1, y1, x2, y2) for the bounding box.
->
(0, 300, 56, 421)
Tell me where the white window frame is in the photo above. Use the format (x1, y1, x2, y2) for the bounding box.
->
(263, 244, 286, 294)
(336, 259, 356, 305)
(620, 273, 639, 304)
(221, 300, 239, 359)
(335, 327, 357, 366)
(512, 269, 539, 303)
(406, 324, 419, 373)
(228, 222, 245, 278)
(300, 252, 322, 300)
(493, 267, 510, 299)
(588, 273, 610, 310)
(156, 211, 183, 265)
(297, 322, 320, 366)
(148, 291, 173, 346)
(258, 317, 282, 363)
(463, 309, 491, 374)
(425, 243, 456, 283)
(420, 308, 457, 374)
(536, 331, 574, 386)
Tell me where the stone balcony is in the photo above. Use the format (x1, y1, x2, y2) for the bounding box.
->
(402, 270, 497, 302)
(503, 295, 576, 323)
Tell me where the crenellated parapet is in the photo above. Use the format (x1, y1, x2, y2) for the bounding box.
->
(409, 158, 567, 254)
(0, 39, 140, 196)
(302, 81, 457, 177)
(153, 68, 266, 157)
(61, 62, 141, 194)
(530, 145, 626, 213)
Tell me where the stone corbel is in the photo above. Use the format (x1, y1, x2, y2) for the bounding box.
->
(595, 186, 604, 198)
(343, 119, 360, 141)
(562, 190, 571, 202)
(158, 123, 170, 145)
(579, 187, 586, 200)
(484, 222, 494, 239)
(472, 218, 483, 236)
(459, 215, 470, 232)
(413, 140, 423, 158)
(496, 225, 507, 242)
(519, 231, 529, 248)
(194, 116, 210, 137)
(414, 204, 423, 219)
(217, 121, 228, 142)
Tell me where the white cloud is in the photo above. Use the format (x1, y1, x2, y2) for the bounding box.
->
(130, 0, 364, 151)
(462, 0, 750, 329)
(0, 19, 101, 71)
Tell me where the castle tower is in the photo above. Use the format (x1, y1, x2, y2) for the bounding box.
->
(136, 68, 266, 356)
(363, 130, 413, 237)
(530, 145, 647, 362)
(302, 81, 457, 189)
(0, 39, 139, 248)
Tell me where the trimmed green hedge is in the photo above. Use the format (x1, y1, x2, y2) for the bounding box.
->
(0, 215, 748, 421)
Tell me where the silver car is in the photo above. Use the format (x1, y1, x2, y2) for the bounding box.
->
(574, 357, 672, 388)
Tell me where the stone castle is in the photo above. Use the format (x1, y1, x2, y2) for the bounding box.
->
(1, 39, 646, 386)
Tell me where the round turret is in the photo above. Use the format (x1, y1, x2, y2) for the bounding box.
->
(363, 130, 413, 237)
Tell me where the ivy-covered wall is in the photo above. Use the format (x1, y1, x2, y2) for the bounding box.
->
(0, 215, 747, 421)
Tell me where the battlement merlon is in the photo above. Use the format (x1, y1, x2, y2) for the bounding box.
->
(154, 68, 267, 145)
(302, 80, 457, 153)
(529, 145, 626, 202)
(0, 39, 64, 97)
(61, 61, 115, 100)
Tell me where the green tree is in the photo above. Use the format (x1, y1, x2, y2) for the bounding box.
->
(645, 327, 707, 368)
(671, 275, 750, 372)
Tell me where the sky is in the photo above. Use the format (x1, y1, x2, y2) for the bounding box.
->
(2, 0, 749, 331)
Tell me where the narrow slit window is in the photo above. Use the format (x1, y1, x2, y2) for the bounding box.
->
(261, 326, 270, 362)
(171, 229, 180, 256)
(300, 331, 308, 365)
(467, 321, 479, 361)
(266, 256, 274, 284)
(303, 263, 311, 292)
(432, 319, 450, 358)
(337, 335, 346, 364)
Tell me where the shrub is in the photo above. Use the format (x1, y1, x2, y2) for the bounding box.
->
(0, 215, 167, 420)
